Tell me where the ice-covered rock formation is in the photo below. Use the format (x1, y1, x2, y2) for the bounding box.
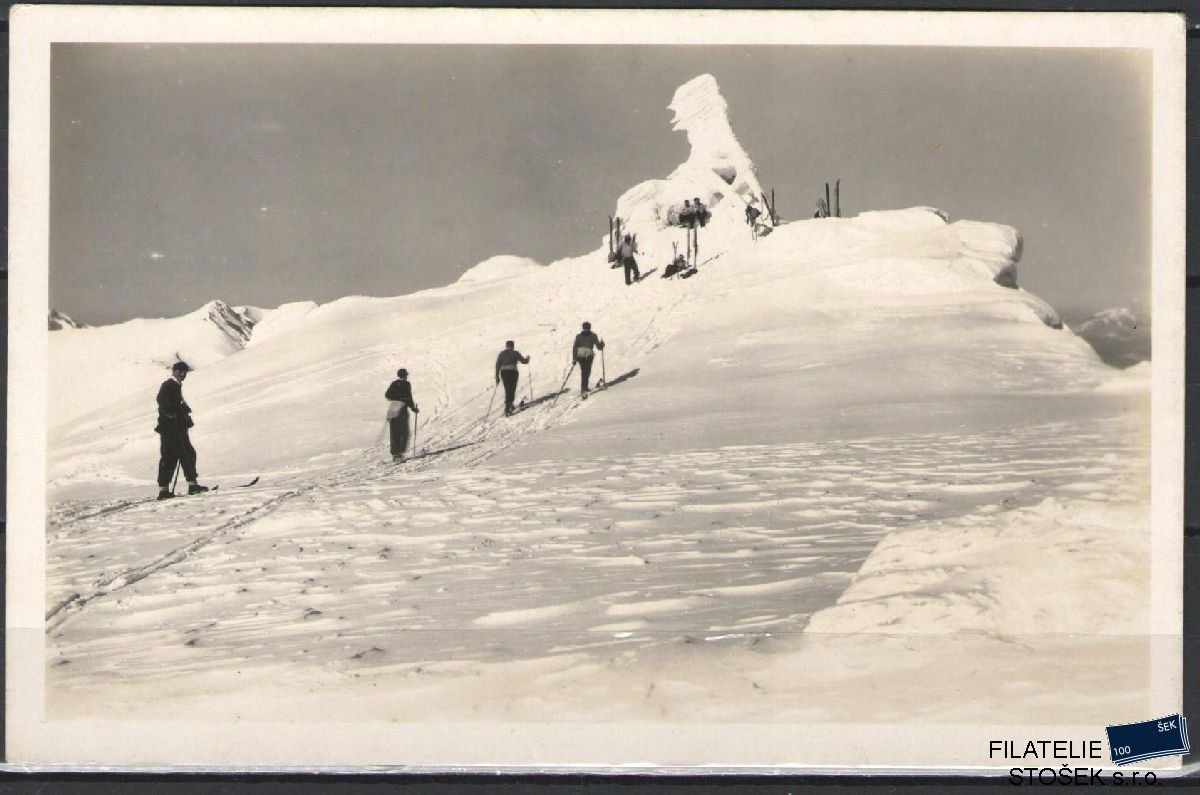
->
(613, 74, 767, 267)
(199, 299, 257, 348)
(667, 74, 766, 205)
(48, 309, 86, 330)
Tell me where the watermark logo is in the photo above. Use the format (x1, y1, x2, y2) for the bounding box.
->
(1105, 714, 1190, 766)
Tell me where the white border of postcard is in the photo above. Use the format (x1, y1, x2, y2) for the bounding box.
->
(7, 5, 1186, 772)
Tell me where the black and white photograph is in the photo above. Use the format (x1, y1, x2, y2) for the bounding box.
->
(6, 6, 1187, 771)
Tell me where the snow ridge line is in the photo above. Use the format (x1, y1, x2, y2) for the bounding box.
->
(45, 487, 305, 631)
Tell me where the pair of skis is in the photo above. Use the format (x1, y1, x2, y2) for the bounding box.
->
(392, 440, 483, 464)
(761, 189, 779, 225)
(581, 367, 640, 399)
(685, 225, 699, 269)
(159, 474, 262, 500)
(609, 216, 640, 272)
(608, 216, 624, 268)
(814, 180, 841, 218)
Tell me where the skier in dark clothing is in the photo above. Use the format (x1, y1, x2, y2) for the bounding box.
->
(571, 322, 605, 395)
(495, 340, 531, 416)
(663, 253, 689, 279)
(746, 203, 762, 240)
(384, 368, 420, 461)
(154, 361, 210, 499)
(618, 234, 640, 285)
(678, 199, 694, 228)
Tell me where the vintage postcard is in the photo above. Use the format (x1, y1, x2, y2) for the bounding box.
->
(7, 6, 1187, 773)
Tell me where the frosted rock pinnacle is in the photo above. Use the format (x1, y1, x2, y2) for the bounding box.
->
(613, 74, 768, 265)
(667, 74, 764, 203)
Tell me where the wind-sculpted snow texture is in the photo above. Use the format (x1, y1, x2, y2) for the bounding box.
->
(46, 74, 1152, 732)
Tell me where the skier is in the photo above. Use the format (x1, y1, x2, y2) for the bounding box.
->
(495, 340, 531, 416)
(154, 361, 210, 499)
(663, 253, 689, 279)
(384, 368, 420, 461)
(618, 234, 640, 285)
(571, 321, 605, 395)
(678, 199, 694, 228)
(746, 203, 762, 240)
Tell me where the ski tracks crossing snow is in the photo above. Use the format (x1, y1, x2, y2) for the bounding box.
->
(47, 283, 696, 632)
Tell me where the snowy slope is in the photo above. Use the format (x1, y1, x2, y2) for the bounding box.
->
(49, 300, 257, 427)
(42, 74, 1156, 758)
(47, 200, 1116, 495)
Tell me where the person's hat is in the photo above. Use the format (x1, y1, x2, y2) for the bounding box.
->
(582, 321, 591, 330)
(505, 340, 515, 347)
(171, 361, 192, 372)
(397, 368, 408, 377)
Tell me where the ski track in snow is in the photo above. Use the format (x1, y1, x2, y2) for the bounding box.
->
(45, 367, 647, 630)
(46, 417, 1142, 700)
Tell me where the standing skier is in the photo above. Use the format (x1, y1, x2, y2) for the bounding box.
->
(495, 340, 531, 416)
(678, 199, 694, 228)
(746, 203, 762, 240)
(571, 321, 606, 395)
(618, 234, 640, 285)
(385, 368, 420, 461)
(154, 361, 210, 500)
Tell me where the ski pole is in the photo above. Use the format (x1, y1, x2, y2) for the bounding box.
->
(171, 419, 192, 492)
(412, 410, 419, 455)
(485, 381, 499, 418)
(552, 362, 575, 406)
(600, 345, 607, 387)
(527, 364, 534, 404)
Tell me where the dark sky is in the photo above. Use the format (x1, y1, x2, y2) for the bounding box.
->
(50, 44, 1151, 325)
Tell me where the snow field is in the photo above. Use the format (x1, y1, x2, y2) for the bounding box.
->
(47, 415, 1146, 724)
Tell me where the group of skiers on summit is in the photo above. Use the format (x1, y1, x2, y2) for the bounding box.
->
(612, 196, 710, 285)
(152, 322, 609, 492)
